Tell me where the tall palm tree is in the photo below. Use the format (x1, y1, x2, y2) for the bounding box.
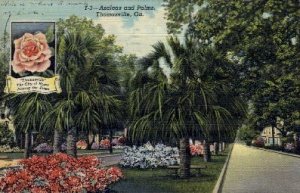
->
(129, 36, 245, 178)
(42, 30, 122, 157)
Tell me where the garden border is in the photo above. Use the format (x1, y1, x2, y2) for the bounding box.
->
(212, 143, 234, 193)
(245, 145, 300, 158)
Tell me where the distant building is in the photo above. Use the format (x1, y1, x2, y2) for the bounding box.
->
(260, 126, 282, 146)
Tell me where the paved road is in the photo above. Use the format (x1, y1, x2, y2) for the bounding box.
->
(221, 144, 300, 193)
(99, 154, 122, 166)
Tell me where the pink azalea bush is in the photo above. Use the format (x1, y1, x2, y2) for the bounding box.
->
(91, 142, 100, 150)
(100, 139, 111, 149)
(33, 143, 53, 153)
(76, 140, 87, 150)
(190, 144, 203, 156)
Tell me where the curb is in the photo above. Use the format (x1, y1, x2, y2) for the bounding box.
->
(245, 145, 300, 158)
(212, 143, 235, 193)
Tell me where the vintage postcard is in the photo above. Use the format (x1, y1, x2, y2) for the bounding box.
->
(0, 0, 299, 193)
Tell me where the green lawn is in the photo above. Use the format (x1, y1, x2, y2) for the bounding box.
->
(110, 145, 230, 193)
(0, 149, 123, 160)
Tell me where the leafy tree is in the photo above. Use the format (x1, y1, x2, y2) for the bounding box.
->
(164, 0, 300, 133)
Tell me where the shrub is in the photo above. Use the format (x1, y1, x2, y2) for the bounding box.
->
(284, 143, 295, 152)
(76, 140, 87, 150)
(118, 136, 126, 145)
(100, 139, 111, 149)
(33, 143, 53, 153)
(238, 126, 258, 144)
(119, 143, 180, 168)
(111, 138, 119, 146)
(91, 142, 100, 150)
(0, 145, 22, 153)
(61, 142, 67, 152)
(190, 144, 203, 156)
(0, 124, 15, 146)
(252, 137, 265, 147)
(0, 153, 123, 193)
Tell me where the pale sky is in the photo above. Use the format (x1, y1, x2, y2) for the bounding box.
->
(0, 0, 168, 58)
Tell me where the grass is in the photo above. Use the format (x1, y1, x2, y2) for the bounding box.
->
(110, 145, 231, 193)
(0, 149, 123, 160)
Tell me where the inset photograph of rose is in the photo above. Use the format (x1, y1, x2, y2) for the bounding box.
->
(11, 22, 55, 77)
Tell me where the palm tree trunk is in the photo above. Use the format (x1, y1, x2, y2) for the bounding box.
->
(214, 142, 219, 155)
(109, 129, 113, 154)
(24, 130, 31, 158)
(86, 130, 91, 150)
(67, 127, 77, 157)
(53, 129, 62, 153)
(179, 137, 191, 178)
(203, 140, 211, 162)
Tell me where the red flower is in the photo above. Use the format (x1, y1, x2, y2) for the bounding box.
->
(0, 153, 123, 193)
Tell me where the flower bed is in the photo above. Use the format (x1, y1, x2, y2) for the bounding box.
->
(33, 143, 53, 153)
(0, 145, 23, 153)
(0, 153, 123, 193)
(119, 143, 180, 168)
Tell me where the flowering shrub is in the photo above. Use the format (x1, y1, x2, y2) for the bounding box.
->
(190, 144, 203, 156)
(33, 143, 53, 153)
(120, 143, 180, 168)
(252, 137, 265, 147)
(0, 145, 22, 153)
(61, 142, 67, 152)
(91, 142, 100, 150)
(284, 143, 295, 152)
(76, 140, 87, 150)
(100, 139, 111, 149)
(112, 138, 120, 146)
(118, 136, 126, 145)
(0, 153, 123, 193)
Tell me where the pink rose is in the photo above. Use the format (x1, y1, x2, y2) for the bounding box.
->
(12, 32, 52, 73)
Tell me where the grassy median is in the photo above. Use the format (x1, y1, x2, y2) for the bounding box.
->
(110, 145, 230, 193)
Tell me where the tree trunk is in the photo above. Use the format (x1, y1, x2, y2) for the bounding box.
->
(87, 133, 95, 150)
(109, 129, 113, 154)
(24, 130, 31, 158)
(179, 137, 191, 178)
(271, 126, 275, 147)
(67, 127, 77, 157)
(86, 130, 91, 150)
(294, 133, 299, 154)
(53, 129, 62, 154)
(214, 142, 218, 155)
(203, 140, 211, 162)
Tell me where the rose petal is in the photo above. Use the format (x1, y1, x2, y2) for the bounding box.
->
(14, 38, 23, 49)
(11, 62, 26, 73)
(24, 63, 38, 72)
(35, 54, 45, 63)
(42, 49, 52, 58)
(13, 49, 21, 63)
(21, 60, 35, 67)
(36, 59, 51, 72)
(34, 33, 47, 43)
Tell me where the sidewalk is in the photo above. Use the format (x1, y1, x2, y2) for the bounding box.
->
(221, 143, 300, 193)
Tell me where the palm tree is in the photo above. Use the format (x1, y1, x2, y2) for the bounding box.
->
(42, 30, 122, 157)
(128, 36, 245, 178)
(6, 94, 52, 158)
